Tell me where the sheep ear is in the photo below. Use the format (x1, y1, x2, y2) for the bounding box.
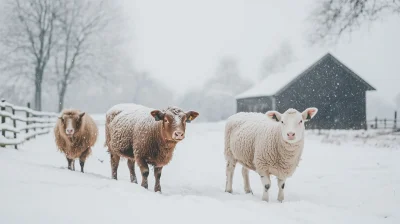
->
(185, 111, 199, 123)
(150, 110, 165, 121)
(79, 112, 85, 119)
(302, 107, 318, 121)
(266, 111, 282, 122)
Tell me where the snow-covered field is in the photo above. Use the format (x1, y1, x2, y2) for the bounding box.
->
(1, 120, 399, 224)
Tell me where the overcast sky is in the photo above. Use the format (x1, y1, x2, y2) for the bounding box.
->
(119, 0, 400, 104)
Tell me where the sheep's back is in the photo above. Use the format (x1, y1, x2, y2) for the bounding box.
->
(82, 114, 98, 147)
(107, 104, 157, 156)
(226, 112, 270, 170)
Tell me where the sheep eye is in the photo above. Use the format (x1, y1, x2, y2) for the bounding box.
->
(164, 119, 169, 123)
(281, 121, 284, 124)
(299, 120, 303, 124)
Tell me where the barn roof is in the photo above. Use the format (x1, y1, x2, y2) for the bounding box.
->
(235, 52, 376, 99)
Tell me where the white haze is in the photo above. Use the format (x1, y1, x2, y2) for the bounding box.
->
(129, 0, 400, 101)
(0, 0, 399, 120)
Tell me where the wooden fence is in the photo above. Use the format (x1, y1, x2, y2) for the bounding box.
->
(367, 111, 399, 132)
(0, 99, 58, 149)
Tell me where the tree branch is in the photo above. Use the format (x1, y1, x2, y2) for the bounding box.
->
(308, 0, 400, 45)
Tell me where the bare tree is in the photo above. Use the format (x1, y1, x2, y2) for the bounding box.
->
(309, 0, 400, 44)
(0, 0, 59, 110)
(259, 40, 295, 80)
(53, 0, 111, 112)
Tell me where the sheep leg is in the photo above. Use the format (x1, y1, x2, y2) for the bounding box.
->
(259, 172, 271, 202)
(242, 167, 252, 194)
(79, 147, 91, 173)
(71, 160, 75, 171)
(66, 157, 74, 171)
(225, 159, 236, 193)
(277, 178, 286, 202)
(127, 159, 137, 184)
(136, 158, 149, 189)
(154, 167, 163, 193)
(110, 153, 120, 180)
(79, 161, 85, 173)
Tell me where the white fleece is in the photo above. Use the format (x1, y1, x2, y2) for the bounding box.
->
(224, 112, 304, 180)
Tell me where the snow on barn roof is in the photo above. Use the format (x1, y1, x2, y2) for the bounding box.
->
(235, 52, 375, 99)
(235, 54, 323, 99)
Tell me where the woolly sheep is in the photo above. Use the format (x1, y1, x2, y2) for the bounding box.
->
(224, 107, 318, 202)
(105, 103, 199, 193)
(54, 109, 98, 173)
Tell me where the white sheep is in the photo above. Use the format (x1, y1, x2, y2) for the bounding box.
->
(224, 107, 318, 202)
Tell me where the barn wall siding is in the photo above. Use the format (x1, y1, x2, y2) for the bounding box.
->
(237, 97, 273, 113)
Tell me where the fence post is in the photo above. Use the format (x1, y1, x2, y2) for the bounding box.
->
(12, 108, 17, 150)
(26, 102, 30, 140)
(375, 117, 378, 129)
(394, 111, 397, 131)
(1, 99, 5, 148)
(31, 105, 36, 138)
(384, 118, 387, 129)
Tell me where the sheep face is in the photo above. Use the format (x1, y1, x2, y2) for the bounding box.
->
(58, 112, 86, 138)
(151, 107, 199, 142)
(266, 107, 318, 144)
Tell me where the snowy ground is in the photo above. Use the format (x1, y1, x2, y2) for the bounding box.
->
(0, 120, 399, 224)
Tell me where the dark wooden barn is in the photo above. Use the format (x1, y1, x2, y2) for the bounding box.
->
(236, 53, 376, 130)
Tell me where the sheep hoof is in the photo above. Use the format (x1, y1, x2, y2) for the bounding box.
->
(225, 189, 233, 194)
(245, 189, 253, 195)
(154, 186, 162, 192)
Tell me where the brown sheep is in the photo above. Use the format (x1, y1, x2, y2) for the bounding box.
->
(54, 109, 98, 173)
(105, 103, 199, 193)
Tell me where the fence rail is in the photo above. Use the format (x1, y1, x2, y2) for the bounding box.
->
(0, 99, 58, 149)
(367, 111, 399, 131)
